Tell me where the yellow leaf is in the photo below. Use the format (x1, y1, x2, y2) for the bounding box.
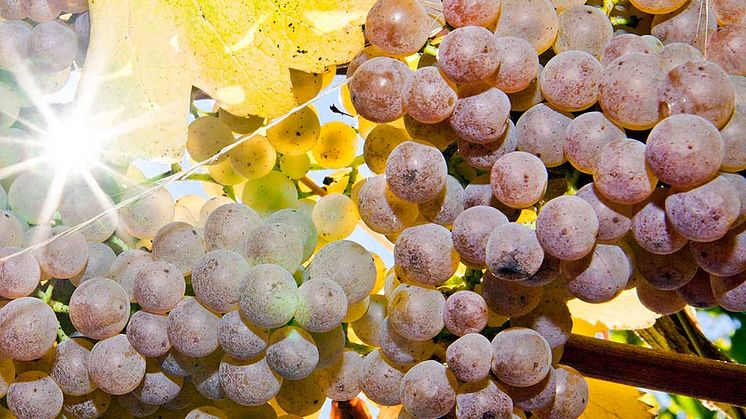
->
(79, 0, 373, 164)
(568, 288, 660, 332)
(581, 377, 656, 418)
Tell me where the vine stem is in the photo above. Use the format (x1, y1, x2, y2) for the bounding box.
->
(562, 334, 746, 407)
(300, 176, 328, 197)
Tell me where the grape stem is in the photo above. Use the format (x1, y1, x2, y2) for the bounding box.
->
(49, 301, 69, 313)
(300, 176, 328, 197)
(36, 279, 56, 304)
(57, 324, 69, 342)
(562, 334, 746, 408)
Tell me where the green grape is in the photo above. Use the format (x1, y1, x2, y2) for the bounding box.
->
(311, 193, 359, 242)
(351, 294, 388, 347)
(266, 208, 317, 262)
(228, 134, 277, 180)
(217, 108, 264, 134)
(266, 106, 320, 156)
(274, 372, 325, 416)
(313, 121, 358, 169)
(241, 171, 298, 216)
(208, 158, 246, 186)
(279, 153, 310, 179)
(187, 116, 235, 163)
(240, 264, 299, 328)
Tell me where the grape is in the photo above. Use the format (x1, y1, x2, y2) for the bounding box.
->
(487, 223, 544, 282)
(266, 326, 318, 380)
(711, 0, 746, 25)
(274, 372, 325, 416)
(240, 222, 303, 273)
(218, 355, 281, 407)
(156, 350, 193, 379)
(599, 53, 665, 130)
(534, 365, 588, 419)
(294, 278, 348, 333)
(71, 242, 116, 287)
(602, 34, 654, 66)
(565, 113, 626, 175)
(394, 223, 459, 286)
(438, 26, 499, 84)
(151, 221, 205, 276)
(481, 271, 543, 317)
(279, 153, 310, 179)
(456, 379, 514, 419)
(494, 0, 559, 54)
(363, 125, 410, 174)
(350, 57, 412, 123)
(630, 0, 688, 13)
(443, 0, 501, 27)
(541, 51, 604, 112)
(561, 244, 632, 303)
(676, 269, 717, 308)
(133, 260, 185, 314)
(594, 139, 658, 205)
(636, 282, 687, 314)
(450, 88, 511, 145)
(657, 42, 705, 72)
(378, 317, 435, 366)
(513, 298, 572, 348)
(659, 61, 736, 129)
(720, 106, 746, 172)
(637, 243, 698, 290)
(491, 328, 552, 387)
(404, 67, 458, 124)
(0, 20, 31, 72)
(213, 400, 277, 418)
(351, 294, 388, 347)
(360, 349, 407, 406)
(109, 249, 153, 302)
(22, 0, 62, 21)
(365, 0, 429, 56)
(0, 246, 39, 299)
(388, 284, 445, 341)
(34, 226, 88, 279)
(691, 227, 746, 276)
(536, 195, 599, 261)
(69, 278, 130, 340)
(307, 241, 375, 304)
(574, 183, 632, 243)
(49, 0, 87, 13)
(385, 141, 447, 204)
(523, 254, 562, 288)
(554, 5, 613, 59)
(217, 310, 267, 361)
(311, 326, 345, 368)
(266, 106, 319, 156)
(226, 134, 276, 180)
(515, 104, 571, 168)
(203, 203, 261, 252)
(186, 116, 235, 163)
(504, 368, 557, 412)
(458, 120, 517, 171)
(186, 406, 227, 418)
(48, 338, 94, 397)
(485, 37, 539, 94)
(167, 298, 220, 358)
(632, 188, 688, 255)
(7, 172, 55, 225)
(418, 176, 464, 227)
(311, 193, 358, 241)
(508, 65, 544, 112)
(651, 0, 716, 52)
(116, 391, 159, 417)
(189, 349, 224, 400)
(240, 264, 298, 328)
(6, 371, 63, 419)
(118, 187, 175, 240)
(0, 357, 13, 398)
(316, 350, 362, 401)
(443, 290, 488, 336)
(125, 310, 171, 358)
(88, 335, 146, 395)
(27, 20, 76, 72)
(241, 171, 298, 216)
(710, 272, 746, 312)
(400, 360, 457, 418)
(0, 211, 22, 248)
(0, 0, 24, 19)
(62, 389, 111, 419)
(490, 151, 548, 209)
(446, 333, 492, 382)
(190, 250, 249, 313)
(313, 121, 357, 169)
(666, 176, 741, 242)
(132, 363, 183, 405)
(343, 297, 371, 323)
(452, 206, 508, 269)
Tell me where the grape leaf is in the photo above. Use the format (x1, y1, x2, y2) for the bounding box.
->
(581, 377, 657, 418)
(78, 0, 372, 165)
(568, 288, 660, 333)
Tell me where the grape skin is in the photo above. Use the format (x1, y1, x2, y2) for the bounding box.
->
(486, 222, 544, 282)
(651, 0, 717, 52)
(630, 0, 687, 14)
(632, 188, 688, 255)
(452, 205, 509, 269)
(228, 135, 276, 180)
(536, 195, 599, 261)
(438, 26, 500, 84)
(217, 310, 268, 361)
(419, 175, 465, 227)
(266, 209, 317, 262)
(69, 277, 130, 340)
(443, 0, 502, 28)
(133, 260, 185, 314)
(594, 139, 658, 205)
(534, 365, 588, 419)
(241, 171, 299, 216)
(203, 203, 261, 252)
(404, 67, 458, 124)
(126, 310, 171, 358)
(316, 350, 363, 401)
(602, 34, 654, 66)
(0, 0, 25, 19)
(443, 290, 489, 336)
(312, 193, 359, 241)
(364, 0, 429, 57)
(691, 228, 746, 277)
(636, 282, 687, 315)
(710, 272, 746, 312)
(118, 187, 175, 240)
(481, 271, 544, 317)
(132, 363, 183, 405)
(515, 104, 572, 168)
(512, 299, 572, 349)
(504, 367, 557, 412)
(266, 106, 320, 156)
(508, 65, 544, 112)
(275, 372, 325, 416)
(400, 360, 457, 418)
(575, 183, 633, 243)
(706, 25, 746, 75)
(450, 88, 512, 144)
(363, 125, 410, 174)
(34, 226, 88, 280)
(491, 328, 552, 388)
(49, 338, 95, 396)
(0, 211, 23, 248)
(489, 36, 539, 94)
(88, 335, 146, 396)
(494, 0, 559, 54)
(394, 223, 460, 287)
(665, 176, 741, 242)
(541, 50, 604, 112)
(295, 278, 348, 333)
(446, 333, 492, 383)
(71, 242, 116, 286)
(637, 244, 698, 290)
(385, 141, 448, 204)
(152, 221, 205, 276)
(565, 112, 626, 175)
(656, 42, 705, 72)
(599, 53, 664, 130)
(676, 269, 717, 308)
(218, 355, 281, 407)
(311, 326, 345, 369)
(186, 116, 235, 163)
(561, 244, 632, 303)
(266, 326, 319, 380)
(351, 294, 388, 347)
(167, 298, 220, 358)
(28, 21, 77, 73)
(349, 57, 412, 123)
(378, 317, 435, 366)
(0, 246, 40, 299)
(360, 349, 407, 406)
(720, 105, 746, 172)
(313, 121, 358, 169)
(7, 371, 63, 419)
(306, 240, 376, 304)
(192, 250, 249, 313)
(241, 222, 303, 273)
(458, 120, 517, 171)
(62, 389, 111, 419)
(554, 5, 613, 59)
(711, 0, 746, 25)
(389, 284, 446, 341)
(491, 151, 548, 209)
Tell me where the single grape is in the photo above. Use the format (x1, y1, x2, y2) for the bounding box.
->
(481, 271, 544, 317)
(665, 176, 741, 242)
(306, 240, 376, 303)
(266, 106, 320, 156)
(59, 185, 117, 245)
(311, 326, 345, 369)
(313, 121, 357, 169)
(458, 120, 517, 171)
(602, 34, 654, 66)
(227, 134, 276, 179)
(202, 203, 261, 252)
(404, 66, 458, 124)
(33, 226, 88, 279)
(515, 103, 571, 168)
(126, 310, 171, 358)
(378, 317, 435, 366)
(561, 244, 632, 303)
(241, 171, 299, 216)
(151, 221, 205, 276)
(266, 326, 318, 380)
(710, 272, 746, 312)
(657, 42, 705, 72)
(217, 310, 268, 361)
(388, 284, 445, 341)
(311, 193, 359, 241)
(452, 206, 509, 269)
(349, 57, 412, 123)
(631, 188, 687, 255)
(240, 222, 303, 273)
(494, 0, 559, 54)
(132, 362, 183, 406)
(28, 20, 76, 72)
(191, 250, 249, 313)
(720, 105, 746, 172)
(536, 195, 599, 261)
(6, 371, 63, 419)
(456, 379, 514, 419)
(486, 222, 544, 281)
(0, 246, 40, 299)
(637, 244, 698, 290)
(218, 355, 281, 407)
(599, 53, 665, 130)
(351, 294, 388, 347)
(443, 290, 488, 336)
(240, 264, 298, 328)
(385, 140, 447, 204)
(363, 124, 410, 174)
(594, 139, 658, 205)
(400, 360, 457, 418)
(50, 338, 95, 397)
(691, 228, 746, 277)
(62, 389, 111, 419)
(364, 0, 429, 56)
(450, 88, 511, 145)
(443, 0, 502, 27)
(274, 372, 325, 416)
(88, 335, 146, 395)
(394, 223, 459, 286)
(189, 349, 224, 401)
(265, 209, 317, 262)
(490, 151, 548, 209)
(0, 211, 23, 249)
(167, 298, 220, 358)
(132, 260, 185, 314)
(491, 328, 552, 387)
(575, 183, 633, 243)
(541, 50, 604, 112)
(71, 242, 116, 287)
(534, 365, 588, 419)
(676, 269, 717, 308)
(487, 37, 539, 94)
(118, 187, 175, 240)
(187, 116, 235, 163)
(438, 26, 499, 84)
(360, 349, 407, 406)
(280, 153, 311, 179)
(69, 277, 130, 340)
(316, 350, 363, 401)
(636, 282, 687, 315)
(651, 0, 716, 52)
(554, 5, 613, 59)
(446, 333, 492, 382)
(295, 278, 348, 333)
(504, 367, 557, 412)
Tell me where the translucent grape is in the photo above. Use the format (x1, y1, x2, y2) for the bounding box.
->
(274, 373, 325, 416)
(443, 0, 502, 27)
(316, 350, 363, 401)
(575, 183, 633, 243)
(0, 211, 22, 248)
(602, 34, 654, 66)
(494, 0, 559, 54)
(481, 271, 543, 317)
(488, 37, 539, 94)
(351, 294, 388, 347)
(594, 139, 658, 205)
(266, 106, 319, 155)
(691, 227, 746, 277)
(651, 0, 717, 52)
(534, 365, 588, 419)
(364, 0, 429, 57)
(636, 244, 697, 290)
(400, 360, 457, 418)
(360, 349, 407, 406)
(240, 264, 298, 328)
(720, 105, 746, 172)
(385, 141, 447, 204)
(218, 355, 281, 406)
(561, 244, 632, 303)
(665, 176, 741, 242)
(313, 121, 357, 169)
(536, 195, 599, 261)
(363, 124, 409, 174)
(599, 53, 665, 130)
(187, 116, 235, 163)
(710, 273, 746, 312)
(446, 333, 492, 382)
(33, 226, 88, 279)
(192, 250, 249, 313)
(491, 328, 552, 387)
(659, 61, 736, 129)
(554, 5, 613, 59)
(456, 379, 514, 419)
(310, 326, 345, 369)
(378, 317, 434, 366)
(266, 326, 318, 380)
(438, 26, 499, 84)
(241, 222, 303, 273)
(656, 42, 705, 72)
(266, 208, 317, 262)
(450, 88, 511, 145)
(504, 368, 556, 412)
(167, 298, 220, 357)
(208, 159, 246, 186)
(62, 389, 111, 419)
(306, 240, 377, 304)
(565, 112, 626, 175)
(394, 224, 459, 286)
(279, 153, 310, 179)
(88, 335, 146, 395)
(28, 21, 76, 73)
(152, 221, 205, 276)
(6, 371, 63, 419)
(418, 175, 465, 227)
(227, 134, 276, 179)
(71, 242, 116, 287)
(49, 337, 94, 397)
(118, 187, 175, 240)
(69, 278, 130, 340)
(541, 50, 603, 112)
(132, 362, 183, 405)
(0, 246, 40, 299)
(636, 282, 687, 315)
(630, 0, 687, 13)
(311, 193, 358, 241)
(295, 278, 348, 333)
(349, 57, 412, 123)
(515, 104, 571, 168)
(490, 151, 548, 209)
(126, 310, 171, 358)
(241, 171, 298, 216)
(388, 284, 445, 341)
(512, 299, 572, 349)
(133, 260, 185, 314)
(403, 67, 457, 124)
(358, 174, 418, 235)
(676, 269, 717, 308)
